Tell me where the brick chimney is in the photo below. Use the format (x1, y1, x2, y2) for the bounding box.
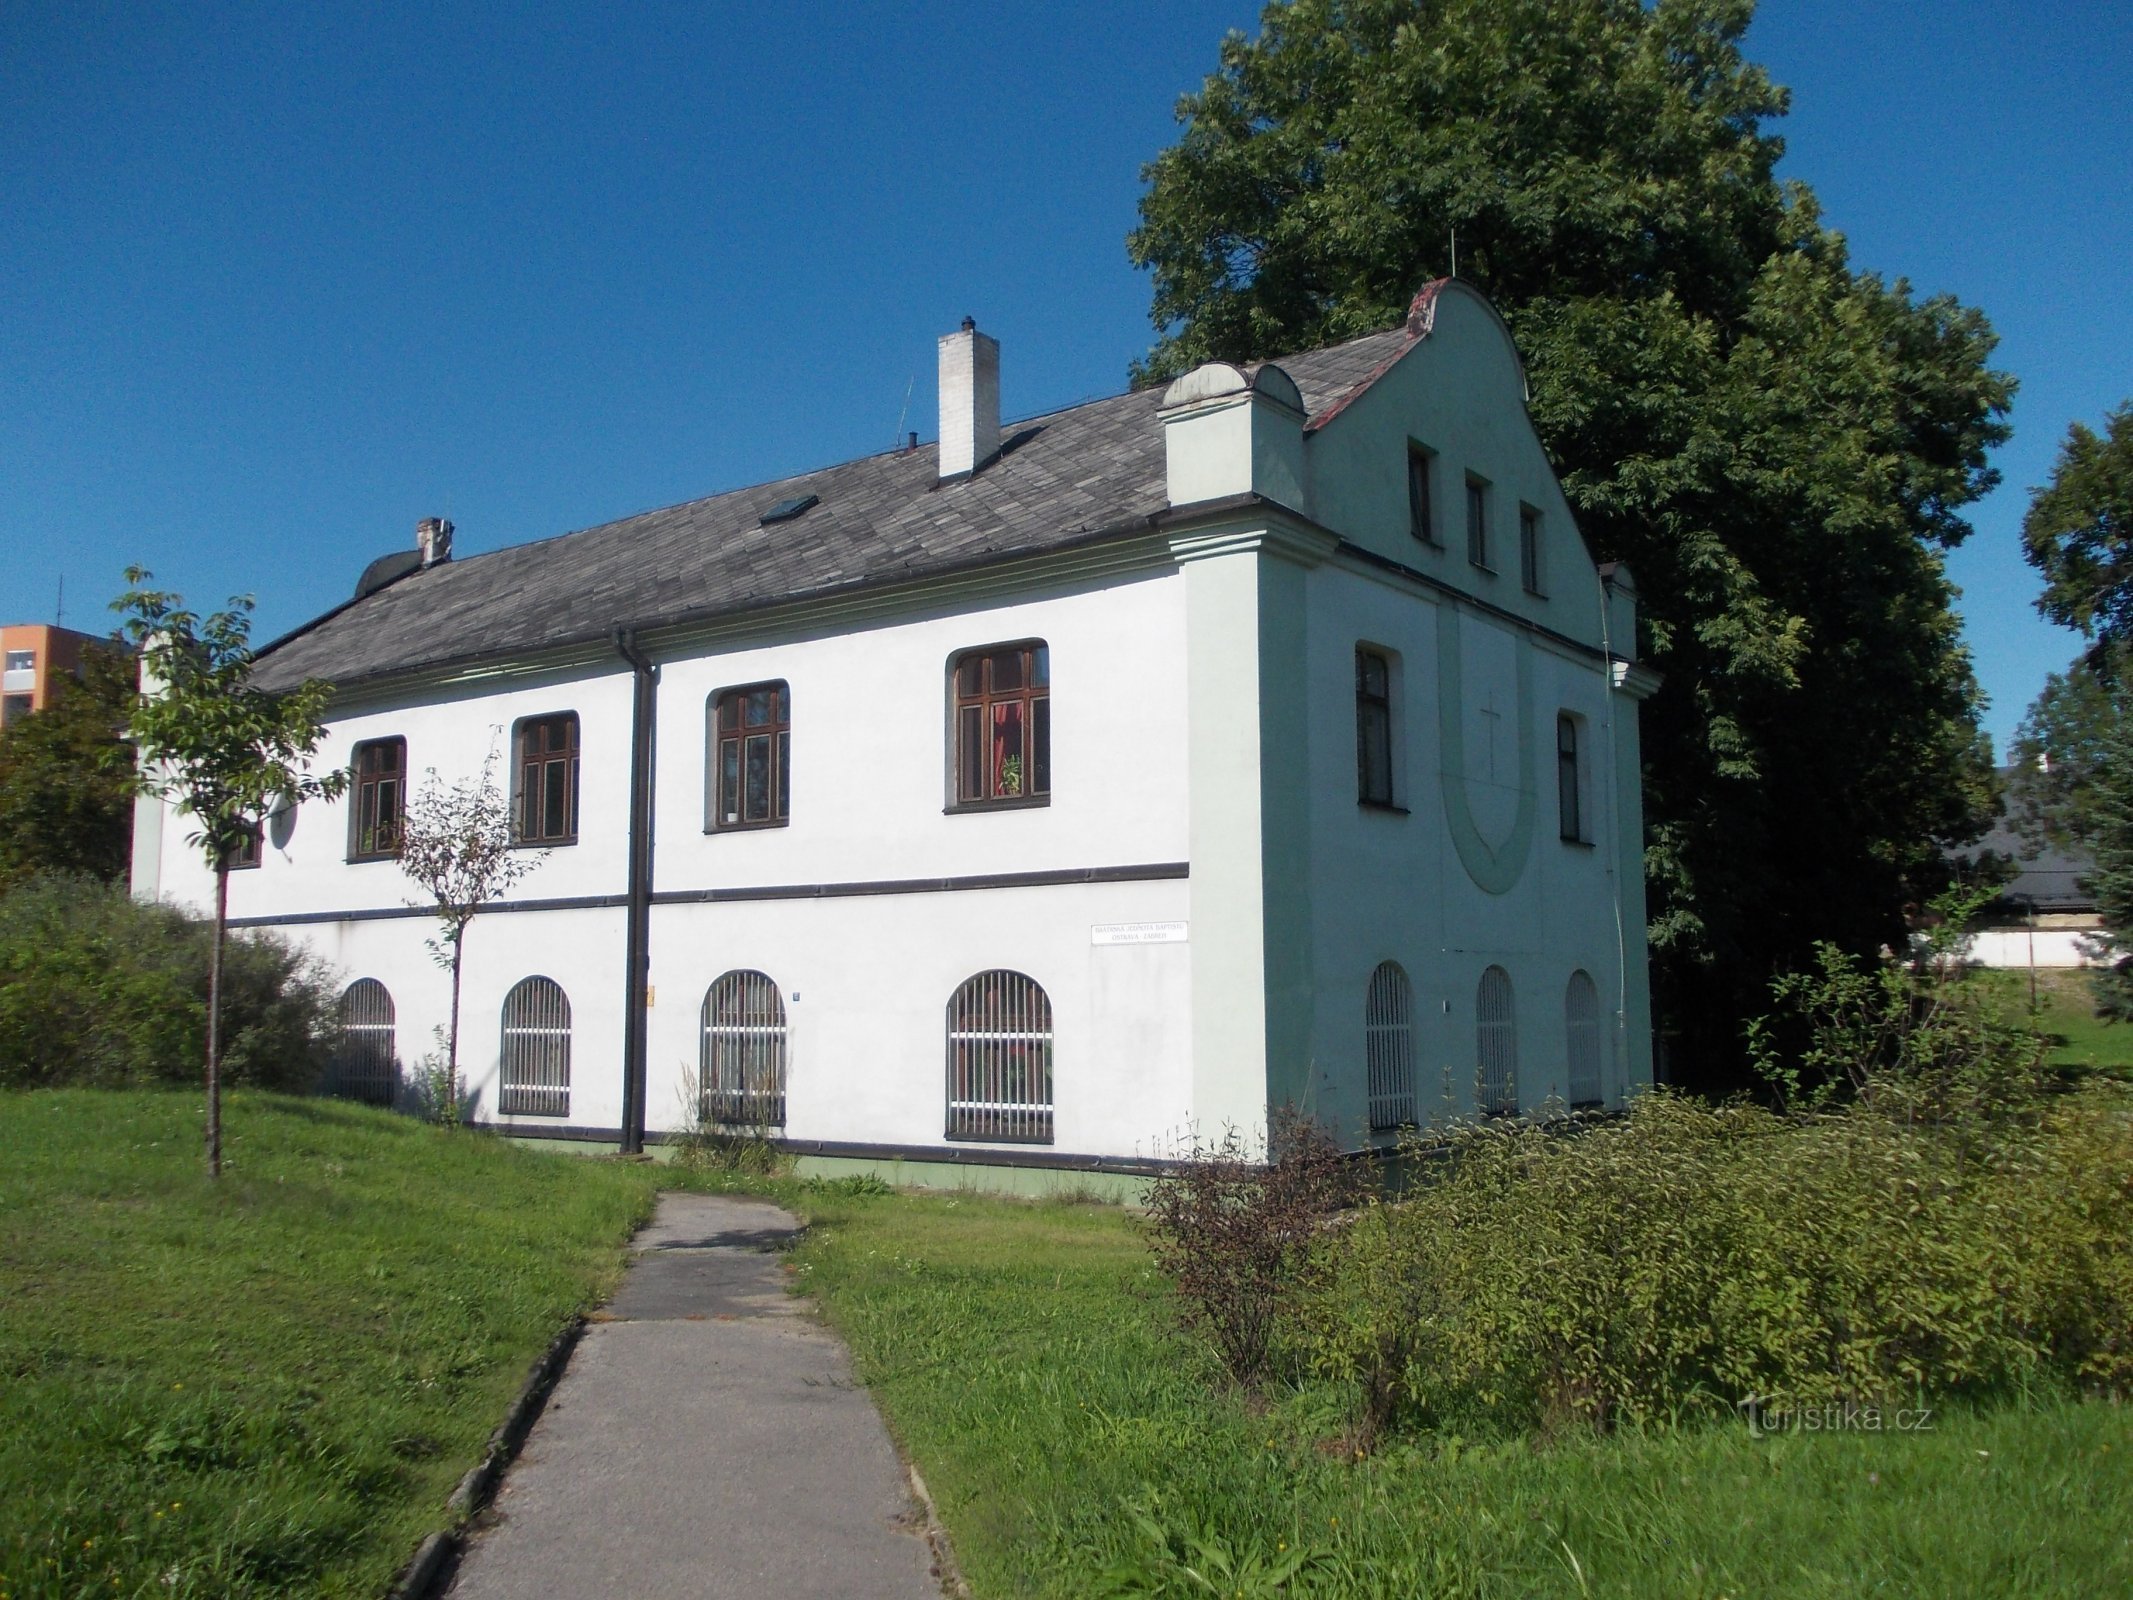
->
(416, 517, 454, 568)
(937, 317, 1000, 481)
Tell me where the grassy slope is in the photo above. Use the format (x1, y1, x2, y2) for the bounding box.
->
(0, 1090, 661, 1599)
(791, 1188, 2133, 1599)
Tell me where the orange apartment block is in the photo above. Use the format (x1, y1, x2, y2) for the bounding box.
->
(0, 623, 118, 729)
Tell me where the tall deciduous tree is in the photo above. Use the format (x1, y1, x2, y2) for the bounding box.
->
(0, 645, 138, 887)
(394, 749, 544, 1123)
(2010, 401, 2133, 1016)
(115, 571, 346, 1177)
(1129, 0, 2010, 1082)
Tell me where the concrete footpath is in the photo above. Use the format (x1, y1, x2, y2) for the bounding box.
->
(447, 1193, 945, 1599)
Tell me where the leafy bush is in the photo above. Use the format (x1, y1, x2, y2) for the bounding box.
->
(1142, 1111, 1360, 1387)
(0, 872, 338, 1090)
(1291, 949, 2133, 1440)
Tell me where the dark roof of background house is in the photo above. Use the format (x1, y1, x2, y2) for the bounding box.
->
(1953, 770, 2096, 913)
(252, 324, 1416, 691)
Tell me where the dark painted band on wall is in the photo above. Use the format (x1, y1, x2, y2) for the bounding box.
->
(222, 860, 1191, 930)
(491, 1121, 1184, 1176)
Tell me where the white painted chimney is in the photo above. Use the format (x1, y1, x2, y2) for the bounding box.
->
(937, 317, 1001, 480)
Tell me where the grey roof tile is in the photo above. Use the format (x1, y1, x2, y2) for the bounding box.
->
(255, 323, 1421, 690)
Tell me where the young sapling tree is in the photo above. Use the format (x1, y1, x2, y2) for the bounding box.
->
(116, 570, 346, 1177)
(394, 745, 545, 1122)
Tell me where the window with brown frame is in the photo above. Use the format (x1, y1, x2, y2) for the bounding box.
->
(1407, 446, 1437, 546)
(515, 713, 580, 844)
(1356, 647, 1395, 806)
(223, 820, 262, 871)
(349, 737, 406, 860)
(952, 642, 1049, 807)
(710, 682, 790, 829)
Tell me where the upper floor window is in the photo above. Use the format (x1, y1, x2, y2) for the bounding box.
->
(1356, 647, 1395, 806)
(223, 819, 262, 872)
(710, 682, 790, 829)
(1520, 507, 1544, 595)
(1407, 446, 1437, 546)
(349, 737, 406, 860)
(4, 650, 34, 673)
(515, 713, 580, 845)
(1557, 714, 1585, 843)
(953, 642, 1049, 807)
(1466, 478, 1491, 570)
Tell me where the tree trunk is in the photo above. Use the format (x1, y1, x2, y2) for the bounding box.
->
(207, 862, 228, 1179)
(446, 925, 465, 1127)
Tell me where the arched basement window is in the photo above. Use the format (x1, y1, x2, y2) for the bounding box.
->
(500, 976, 571, 1117)
(1365, 961, 1417, 1130)
(331, 978, 396, 1106)
(1477, 965, 1519, 1117)
(946, 970, 1053, 1143)
(701, 970, 788, 1130)
(1566, 969, 1604, 1108)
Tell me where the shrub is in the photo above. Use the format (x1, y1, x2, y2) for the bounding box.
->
(0, 872, 338, 1090)
(1142, 1111, 1360, 1387)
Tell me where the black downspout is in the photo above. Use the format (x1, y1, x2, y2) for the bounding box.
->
(614, 628, 658, 1155)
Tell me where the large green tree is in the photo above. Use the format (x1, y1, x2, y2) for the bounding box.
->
(2009, 402, 2133, 1013)
(1130, 0, 2010, 1082)
(0, 645, 137, 888)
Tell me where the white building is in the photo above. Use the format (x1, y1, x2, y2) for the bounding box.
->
(132, 280, 1659, 1187)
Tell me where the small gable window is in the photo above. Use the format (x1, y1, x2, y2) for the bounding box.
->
(952, 642, 1049, 808)
(349, 737, 406, 860)
(1520, 506, 1544, 595)
(1407, 446, 1437, 546)
(515, 713, 580, 845)
(710, 682, 790, 829)
(1466, 477, 1491, 570)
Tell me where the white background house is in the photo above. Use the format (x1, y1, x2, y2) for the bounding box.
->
(133, 280, 1658, 1183)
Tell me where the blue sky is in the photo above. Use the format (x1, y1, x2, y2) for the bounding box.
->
(3, 1, 2127, 755)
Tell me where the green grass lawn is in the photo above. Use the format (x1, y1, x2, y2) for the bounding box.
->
(1977, 966, 2133, 1080)
(788, 1186, 2133, 1599)
(0, 1090, 663, 1599)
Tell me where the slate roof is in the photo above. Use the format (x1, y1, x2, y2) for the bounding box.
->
(254, 322, 1417, 691)
(1953, 774, 2097, 914)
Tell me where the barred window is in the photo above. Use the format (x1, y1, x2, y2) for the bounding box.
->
(952, 642, 1049, 806)
(1477, 965, 1518, 1116)
(500, 976, 571, 1117)
(329, 979, 396, 1105)
(514, 713, 580, 844)
(710, 682, 790, 829)
(350, 737, 406, 860)
(946, 970, 1053, 1143)
(701, 970, 787, 1129)
(1365, 961, 1417, 1130)
(1566, 969, 1604, 1108)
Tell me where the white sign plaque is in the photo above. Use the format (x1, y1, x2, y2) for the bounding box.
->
(1091, 920, 1189, 946)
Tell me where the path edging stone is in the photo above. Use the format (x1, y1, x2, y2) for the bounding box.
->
(385, 1313, 587, 1600)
